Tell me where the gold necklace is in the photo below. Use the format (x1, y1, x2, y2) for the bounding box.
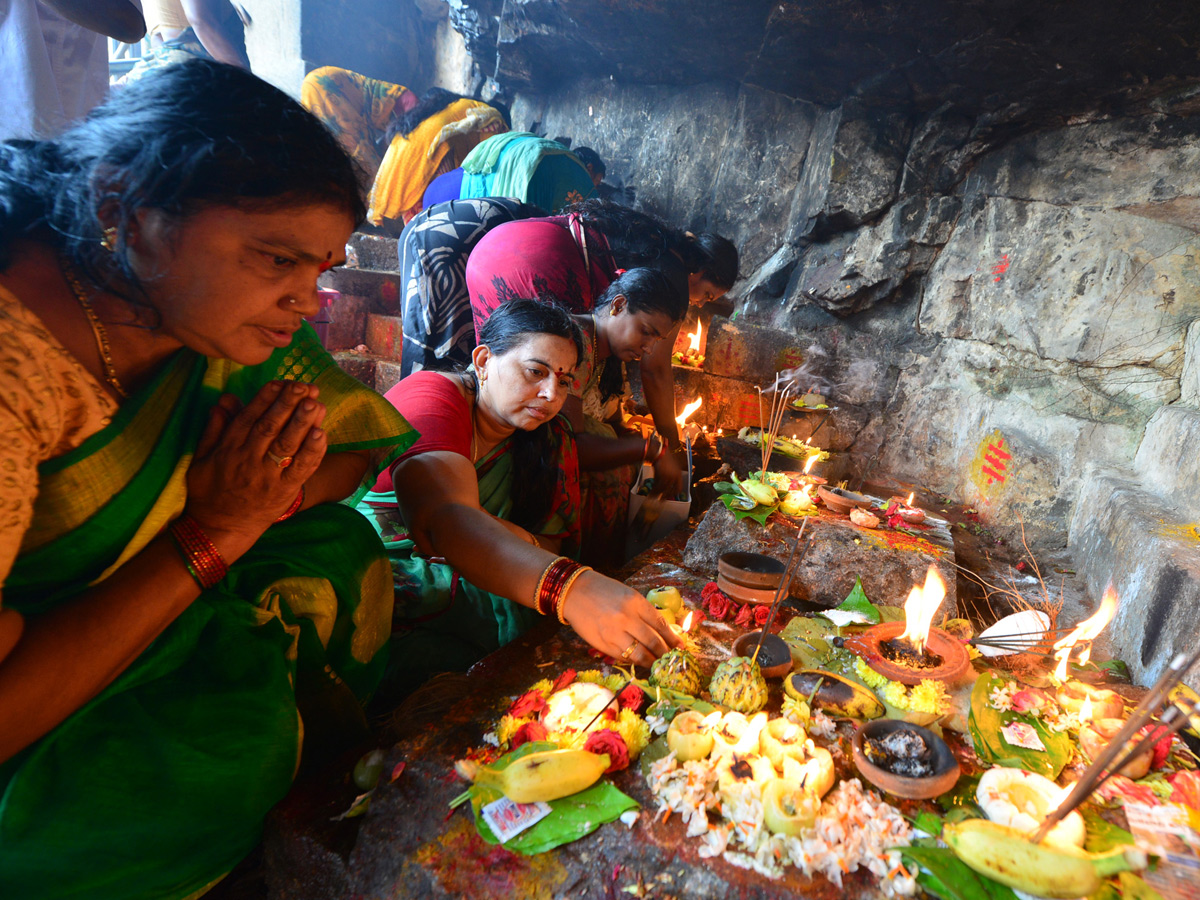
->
(59, 255, 128, 399)
(589, 314, 599, 365)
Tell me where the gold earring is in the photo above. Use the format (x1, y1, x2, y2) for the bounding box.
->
(100, 227, 117, 252)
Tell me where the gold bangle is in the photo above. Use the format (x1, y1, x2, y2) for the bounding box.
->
(556, 565, 592, 624)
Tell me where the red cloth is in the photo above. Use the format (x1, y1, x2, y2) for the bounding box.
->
(370, 372, 470, 495)
(465, 215, 616, 340)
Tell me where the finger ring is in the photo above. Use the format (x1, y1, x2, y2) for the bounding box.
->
(267, 451, 293, 469)
(620, 640, 639, 661)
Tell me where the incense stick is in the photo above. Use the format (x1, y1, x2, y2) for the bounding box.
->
(1030, 646, 1200, 843)
(756, 384, 795, 482)
(751, 520, 811, 666)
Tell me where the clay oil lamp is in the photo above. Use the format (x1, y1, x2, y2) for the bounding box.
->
(1076, 697, 1153, 779)
(844, 566, 970, 686)
(895, 492, 925, 524)
(717, 551, 785, 605)
(1057, 680, 1125, 720)
(852, 719, 961, 800)
(817, 485, 872, 515)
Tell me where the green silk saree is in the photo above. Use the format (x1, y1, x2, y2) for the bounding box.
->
(0, 325, 415, 900)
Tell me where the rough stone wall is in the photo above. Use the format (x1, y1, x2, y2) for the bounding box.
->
(514, 79, 1200, 545)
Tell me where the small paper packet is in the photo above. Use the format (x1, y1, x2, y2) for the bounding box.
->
(480, 796, 553, 843)
(1001, 721, 1046, 752)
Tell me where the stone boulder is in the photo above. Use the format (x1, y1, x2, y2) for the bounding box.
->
(682, 501, 958, 622)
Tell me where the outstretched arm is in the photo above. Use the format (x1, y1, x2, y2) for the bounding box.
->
(393, 451, 679, 663)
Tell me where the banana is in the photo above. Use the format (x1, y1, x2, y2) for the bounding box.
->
(733, 471, 779, 506)
(784, 669, 885, 719)
(456, 748, 610, 804)
(943, 819, 1146, 899)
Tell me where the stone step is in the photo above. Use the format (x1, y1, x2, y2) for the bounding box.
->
(364, 314, 403, 364)
(1068, 464, 1200, 692)
(332, 350, 403, 397)
(320, 268, 402, 316)
(1133, 404, 1200, 514)
(346, 231, 400, 272)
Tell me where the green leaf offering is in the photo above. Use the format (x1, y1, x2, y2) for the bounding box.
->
(466, 741, 638, 855)
(899, 845, 1019, 900)
(821, 576, 881, 627)
(719, 493, 773, 524)
(1081, 808, 1136, 854)
(967, 671, 1073, 779)
(778, 616, 833, 669)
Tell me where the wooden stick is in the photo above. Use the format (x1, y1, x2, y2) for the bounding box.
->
(751, 519, 811, 666)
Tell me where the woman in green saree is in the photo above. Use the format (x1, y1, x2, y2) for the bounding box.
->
(0, 61, 414, 898)
(358, 299, 680, 697)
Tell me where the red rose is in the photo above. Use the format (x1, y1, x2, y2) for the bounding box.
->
(707, 591, 732, 621)
(754, 604, 771, 627)
(734, 603, 753, 627)
(617, 683, 645, 711)
(701, 581, 723, 604)
(583, 728, 630, 773)
(510, 720, 548, 749)
(550, 668, 577, 693)
(508, 689, 547, 719)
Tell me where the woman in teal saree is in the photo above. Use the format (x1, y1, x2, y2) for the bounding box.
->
(0, 62, 414, 898)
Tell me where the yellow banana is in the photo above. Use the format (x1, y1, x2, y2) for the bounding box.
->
(944, 819, 1146, 899)
(456, 749, 610, 804)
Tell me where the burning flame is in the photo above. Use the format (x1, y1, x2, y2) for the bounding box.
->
(906, 492, 915, 507)
(1078, 696, 1094, 722)
(1053, 584, 1119, 681)
(899, 566, 947, 654)
(803, 455, 817, 475)
(686, 321, 702, 353)
(676, 397, 703, 427)
(681, 611, 694, 632)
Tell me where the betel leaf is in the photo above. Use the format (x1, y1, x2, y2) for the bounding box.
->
(899, 846, 1018, 900)
(967, 671, 1073, 779)
(821, 576, 881, 626)
(1081, 808, 1136, 853)
(633, 678, 717, 715)
(719, 493, 774, 524)
(778, 616, 833, 668)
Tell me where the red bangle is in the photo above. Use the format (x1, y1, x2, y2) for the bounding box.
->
(535, 556, 584, 617)
(275, 486, 305, 522)
(169, 515, 229, 589)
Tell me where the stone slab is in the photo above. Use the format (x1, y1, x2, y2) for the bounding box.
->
(1068, 465, 1200, 693)
(683, 494, 958, 621)
(1133, 405, 1200, 513)
(331, 351, 376, 389)
(325, 292, 370, 353)
(375, 360, 404, 395)
(364, 314, 404, 363)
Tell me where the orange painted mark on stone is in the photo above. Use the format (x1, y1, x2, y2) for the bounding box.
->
(969, 429, 1014, 500)
(991, 254, 1010, 283)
